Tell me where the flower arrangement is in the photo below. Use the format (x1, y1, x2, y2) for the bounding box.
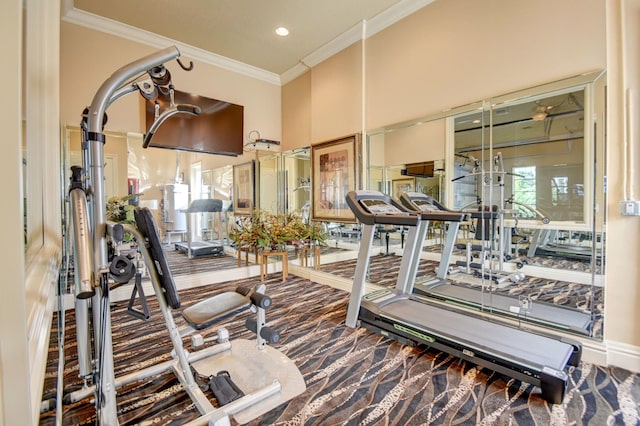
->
(106, 193, 143, 241)
(106, 194, 142, 225)
(229, 210, 327, 250)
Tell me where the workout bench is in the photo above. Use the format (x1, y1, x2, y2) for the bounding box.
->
(67, 207, 305, 425)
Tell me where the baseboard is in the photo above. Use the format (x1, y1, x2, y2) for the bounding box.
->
(603, 340, 640, 372)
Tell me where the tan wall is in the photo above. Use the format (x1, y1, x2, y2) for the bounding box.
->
(281, 41, 362, 148)
(282, 0, 605, 148)
(282, 71, 312, 151)
(310, 42, 363, 144)
(383, 119, 445, 165)
(365, 0, 606, 129)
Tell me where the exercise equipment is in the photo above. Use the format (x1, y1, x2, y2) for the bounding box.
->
(65, 207, 305, 425)
(399, 191, 593, 335)
(345, 189, 581, 404)
(526, 228, 602, 263)
(452, 152, 550, 283)
(68, 46, 304, 425)
(175, 198, 227, 258)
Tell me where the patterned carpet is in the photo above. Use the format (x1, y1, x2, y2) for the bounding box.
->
(41, 270, 640, 425)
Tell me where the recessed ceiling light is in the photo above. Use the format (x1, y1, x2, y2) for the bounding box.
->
(275, 26, 289, 36)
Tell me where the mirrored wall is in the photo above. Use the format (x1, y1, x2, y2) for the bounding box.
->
(366, 71, 606, 339)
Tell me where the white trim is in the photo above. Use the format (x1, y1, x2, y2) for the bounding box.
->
(301, 22, 365, 70)
(60, 6, 281, 85)
(365, 0, 436, 38)
(25, 242, 60, 422)
(61, 0, 434, 86)
(281, 63, 311, 85)
(605, 340, 640, 372)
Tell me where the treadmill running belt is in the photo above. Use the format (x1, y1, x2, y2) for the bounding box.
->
(381, 299, 573, 371)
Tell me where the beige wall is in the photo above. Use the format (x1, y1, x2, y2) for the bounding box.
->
(282, 0, 605, 147)
(310, 42, 363, 144)
(281, 41, 363, 148)
(282, 71, 311, 151)
(383, 119, 445, 165)
(365, 0, 606, 129)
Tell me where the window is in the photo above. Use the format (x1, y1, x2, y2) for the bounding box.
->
(551, 176, 569, 206)
(513, 166, 536, 217)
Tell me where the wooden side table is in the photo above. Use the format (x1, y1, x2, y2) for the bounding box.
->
(260, 250, 288, 282)
(299, 246, 321, 270)
(237, 246, 259, 267)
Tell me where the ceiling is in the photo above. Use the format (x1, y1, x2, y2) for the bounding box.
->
(64, 0, 433, 84)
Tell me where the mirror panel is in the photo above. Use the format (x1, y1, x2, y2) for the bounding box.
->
(258, 154, 280, 214)
(365, 72, 605, 340)
(283, 148, 311, 219)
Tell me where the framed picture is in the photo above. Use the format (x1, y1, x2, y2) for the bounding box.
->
(233, 160, 255, 215)
(392, 177, 414, 198)
(311, 134, 361, 222)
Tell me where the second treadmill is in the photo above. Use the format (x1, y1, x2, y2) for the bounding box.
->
(345, 190, 581, 404)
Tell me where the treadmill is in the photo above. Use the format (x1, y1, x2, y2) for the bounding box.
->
(175, 199, 226, 258)
(345, 190, 581, 404)
(399, 191, 593, 335)
(527, 228, 603, 263)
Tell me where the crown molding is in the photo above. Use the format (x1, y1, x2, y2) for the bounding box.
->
(61, 4, 281, 85)
(280, 0, 435, 84)
(366, 0, 436, 37)
(280, 63, 312, 86)
(62, 0, 434, 86)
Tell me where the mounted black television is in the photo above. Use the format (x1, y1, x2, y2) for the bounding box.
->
(144, 89, 244, 156)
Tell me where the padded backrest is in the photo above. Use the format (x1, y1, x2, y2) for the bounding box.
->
(134, 207, 181, 309)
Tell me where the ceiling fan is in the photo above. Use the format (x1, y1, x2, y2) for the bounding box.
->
(531, 103, 551, 121)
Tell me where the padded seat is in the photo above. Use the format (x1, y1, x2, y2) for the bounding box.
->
(182, 291, 251, 330)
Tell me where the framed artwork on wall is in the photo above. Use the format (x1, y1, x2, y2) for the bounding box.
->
(311, 134, 361, 222)
(392, 177, 415, 198)
(233, 160, 255, 215)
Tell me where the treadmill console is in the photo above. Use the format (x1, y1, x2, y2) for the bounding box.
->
(412, 199, 439, 212)
(346, 190, 419, 226)
(399, 191, 467, 222)
(359, 198, 406, 215)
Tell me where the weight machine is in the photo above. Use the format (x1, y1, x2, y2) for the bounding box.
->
(67, 46, 304, 425)
(452, 152, 549, 285)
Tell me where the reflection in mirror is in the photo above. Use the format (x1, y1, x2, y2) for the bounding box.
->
(447, 73, 606, 340)
(362, 73, 605, 341)
(63, 126, 127, 200)
(211, 165, 233, 245)
(201, 170, 213, 199)
(212, 165, 233, 203)
(258, 154, 280, 214)
(283, 148, 311, 219)
(454, 89, 586, 222)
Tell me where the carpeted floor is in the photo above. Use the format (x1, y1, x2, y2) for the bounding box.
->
(41, 270, 639, 425)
